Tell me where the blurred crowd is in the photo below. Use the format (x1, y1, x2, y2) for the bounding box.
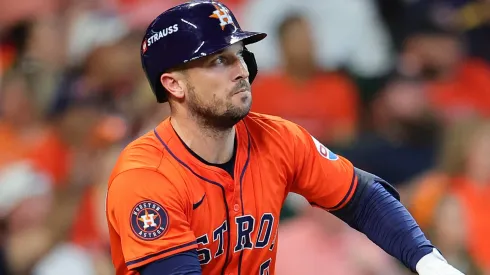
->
(1, 0, 490, 274)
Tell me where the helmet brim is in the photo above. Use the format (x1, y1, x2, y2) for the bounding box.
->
(182, 30, 267, 64)
(237, 31, 267, 45)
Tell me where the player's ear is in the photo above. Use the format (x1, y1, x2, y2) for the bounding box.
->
(160, 72, 185, 100)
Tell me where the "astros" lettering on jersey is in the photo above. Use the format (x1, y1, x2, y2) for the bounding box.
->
(196, 213, 275, 265)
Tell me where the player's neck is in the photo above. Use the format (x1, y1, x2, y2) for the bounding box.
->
(170, 116, 236, 164)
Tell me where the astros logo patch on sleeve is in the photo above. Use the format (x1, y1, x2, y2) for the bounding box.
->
(130, 200, 169, 241)
(310, 135, 339, 161)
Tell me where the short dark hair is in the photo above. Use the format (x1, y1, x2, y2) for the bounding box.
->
(277, 13, 307, 40)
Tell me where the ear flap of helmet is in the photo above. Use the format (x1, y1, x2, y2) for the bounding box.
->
(242, 48, 258, 84)
(141, 57, 168, 103)
(154, 81, 168, 103)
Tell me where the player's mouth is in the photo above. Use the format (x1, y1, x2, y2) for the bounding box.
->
(232, 80, 251, 95)
(234, 87, 250, 94)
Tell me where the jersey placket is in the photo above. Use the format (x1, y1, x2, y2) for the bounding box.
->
(222, 172, 241, 275)
(224, 123, 250, 275)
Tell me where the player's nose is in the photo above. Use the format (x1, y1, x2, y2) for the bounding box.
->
(233, 57, 250, 82)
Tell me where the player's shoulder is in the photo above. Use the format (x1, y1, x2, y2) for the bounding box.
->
(115, 130, 163, 167)
(244, 112, 305, 138)
(107, 129, 190, 203)
(108, 129, 174, 187)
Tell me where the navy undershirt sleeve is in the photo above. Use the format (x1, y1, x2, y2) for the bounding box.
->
(331, 180, 434, 272)
(0, 245, 8, 275)
(138, 250, 202, 275)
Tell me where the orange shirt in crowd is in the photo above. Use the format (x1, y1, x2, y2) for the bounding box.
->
(0, 121, 69, 186)
(427, 59, 490, 120)
(251, 71, 359, 144)
(0, 122, 30, 168)
(409, 173, 490, 269)
(408, 172, 453, 230)
(71, 185, 109, 252)
(451, 177, 490, 270)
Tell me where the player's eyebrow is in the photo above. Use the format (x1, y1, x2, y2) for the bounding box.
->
(212, 47, 243, 57)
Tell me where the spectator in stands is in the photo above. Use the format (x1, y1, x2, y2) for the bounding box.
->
(446, 120, 490, 273)
(0, 70, 58, 275)
(394, 0, 490, 63)
(409, 118, 490, 273)
(34, 146, 122, 275)
(398, 28, 490, 124)
(408, 118, 479, 229)
(242, 0, 394, 78)
(251, 13, 360, 146)
(429, 195, 482, 274)
(342, 76, 440, 187)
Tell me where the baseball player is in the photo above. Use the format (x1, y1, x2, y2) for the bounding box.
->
(105, 1, 465, 275)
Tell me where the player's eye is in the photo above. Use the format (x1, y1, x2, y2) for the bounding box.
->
(213, 56, 228, 65)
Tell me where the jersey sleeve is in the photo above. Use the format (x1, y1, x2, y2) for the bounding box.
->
(288, 123, 357, 211)
(107, 168, 198, 270)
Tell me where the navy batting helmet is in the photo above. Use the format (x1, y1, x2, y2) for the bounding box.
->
(140, 1, 267, 103)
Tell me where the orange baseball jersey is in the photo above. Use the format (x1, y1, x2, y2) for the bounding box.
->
(106, 112, 357, 275)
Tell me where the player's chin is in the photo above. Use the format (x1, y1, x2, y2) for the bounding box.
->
(232, 90, 251, 104)
(233, 95, 251, 112)
(228, 98, 251, 117)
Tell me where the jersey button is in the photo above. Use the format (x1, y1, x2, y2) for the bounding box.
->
(233, 204, 239, 212)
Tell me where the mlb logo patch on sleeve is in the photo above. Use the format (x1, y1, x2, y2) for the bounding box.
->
(130, 200, 169, 241)
(310, 135, 339, 161)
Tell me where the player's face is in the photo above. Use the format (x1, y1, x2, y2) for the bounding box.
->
(183, 42, 252, 130)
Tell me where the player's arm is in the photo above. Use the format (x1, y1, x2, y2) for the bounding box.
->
(137, 250, 201, 275)
(107, 169, 202, 275)
(0, 243, 8, 275)
(288, 123, 463, 275)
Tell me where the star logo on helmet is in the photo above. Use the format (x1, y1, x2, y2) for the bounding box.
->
(209, 4, 235, 30)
